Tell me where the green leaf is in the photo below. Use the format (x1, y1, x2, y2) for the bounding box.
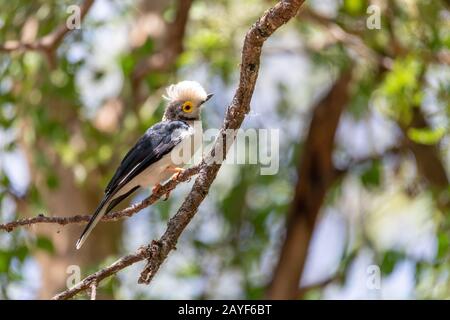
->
(342, 0, 368, 16)
(381, 250, 404, 275)
(120, 54, 135, 77)
(407, 127, 445, 145)
(437, 233, 449, 260)
(376, 55, 424, 124)
(46, 173, 59, 190)
(36, 236, 55, 254)
(360, 161, 381, 188)
(176, 263, 202, 278)
(14, 246, 29, 262)
(0, 250, 11, 273)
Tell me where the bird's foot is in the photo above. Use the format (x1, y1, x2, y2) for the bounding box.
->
(152, 183, 162, 195)
(152, 183, 172, 200)
(168, 167, 185, 180)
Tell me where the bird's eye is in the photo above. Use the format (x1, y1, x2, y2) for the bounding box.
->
(182, 101, 193, 113)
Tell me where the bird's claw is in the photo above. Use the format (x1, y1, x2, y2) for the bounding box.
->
(152, 183, 162, 195)
(170, 167, 185, 181)
(152, 183, 171, 200)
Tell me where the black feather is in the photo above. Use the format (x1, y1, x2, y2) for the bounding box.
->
(105, 185, 140, 214)
(76, 120, 191, 249)
(105, 120, 190, 195)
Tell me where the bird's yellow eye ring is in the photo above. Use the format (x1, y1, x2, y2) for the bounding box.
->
(182, 101, 193, 113)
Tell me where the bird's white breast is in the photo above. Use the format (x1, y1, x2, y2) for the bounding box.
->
(176, 120, 203, 163)
(114, 121, 203, 198)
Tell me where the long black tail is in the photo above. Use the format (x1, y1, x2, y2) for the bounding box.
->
(75, 186, 140, 249)
(75, 196, 110, 250)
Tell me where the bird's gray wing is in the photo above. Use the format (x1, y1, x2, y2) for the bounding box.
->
(105, 120, 191, 196)
(76, 120, 191, 249)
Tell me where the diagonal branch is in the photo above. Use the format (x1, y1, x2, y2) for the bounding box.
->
(299, 9, 393, 71)
(137, 0, 306, 285)
(51, 0, 306, 300)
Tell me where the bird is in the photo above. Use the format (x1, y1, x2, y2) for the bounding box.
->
(75, 80, 213, 249)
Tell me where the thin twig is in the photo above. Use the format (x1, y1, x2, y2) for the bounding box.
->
(51, 0, 306, 300)
(0, 165, 199, 232)
(0, 0, 95, 53)
(300, 9, 393, 71)
(52, 244, 151, 300)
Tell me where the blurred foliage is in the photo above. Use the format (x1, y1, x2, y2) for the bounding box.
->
(0, 0, 450, 299)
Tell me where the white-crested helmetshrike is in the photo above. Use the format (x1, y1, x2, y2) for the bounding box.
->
(76, 81, 213, 249)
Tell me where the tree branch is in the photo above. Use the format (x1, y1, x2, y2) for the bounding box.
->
(51, 0, 305, 300)
(267, 70, 352, 299)
(299, 9, 393, 71)
(0, 165, 200, 232)
(52, 242, 151, 300)
(0, 0, 94, 53)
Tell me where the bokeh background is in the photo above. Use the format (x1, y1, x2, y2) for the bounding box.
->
(0, 0, 450, 299)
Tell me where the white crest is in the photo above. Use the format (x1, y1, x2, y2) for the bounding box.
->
(163, 81, 207, 103)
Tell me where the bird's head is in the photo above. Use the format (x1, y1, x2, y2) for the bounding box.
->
(162, 81, 213, 121)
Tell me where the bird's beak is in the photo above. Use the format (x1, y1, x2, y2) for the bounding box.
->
(203, 93, 214, 104)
